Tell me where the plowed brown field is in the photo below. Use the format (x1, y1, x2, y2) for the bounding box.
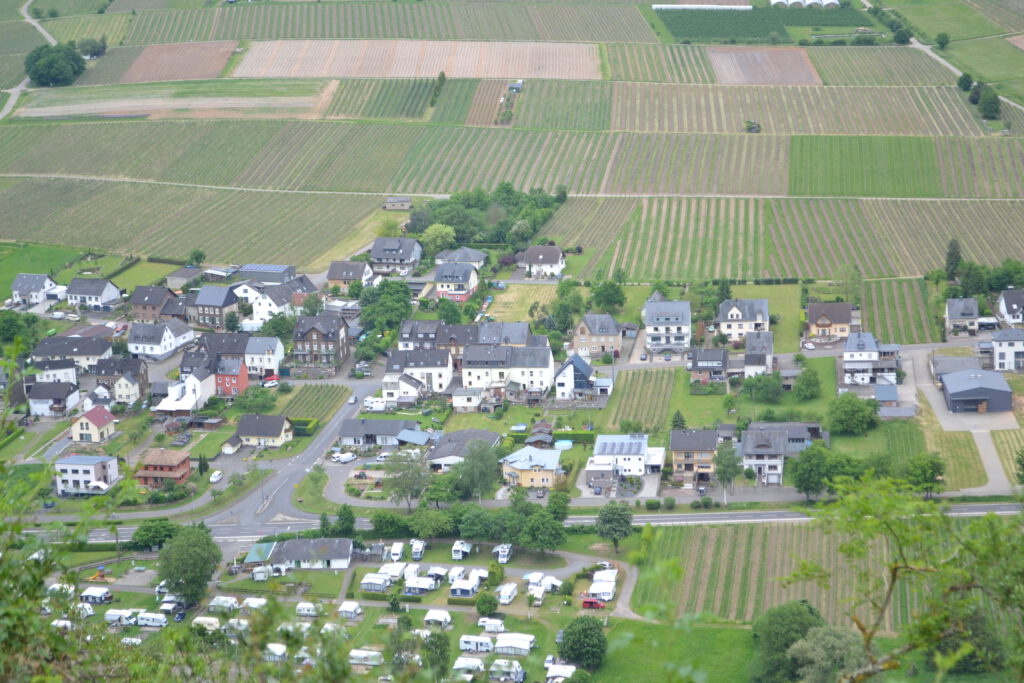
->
(234, 40, 601, 80)
(707, 46, 821, 85)
(120, 41, 237, 83)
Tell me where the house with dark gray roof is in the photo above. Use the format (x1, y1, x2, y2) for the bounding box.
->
(238, 264, 296, 285)
(245, 336, 285, 377)
(95, 357, 149, 399)
(370, 238, 422, 275)
(127, 320, 195, 360)
(992, 328, 1024, 371)
(554, 354, 612, 401)
(744, 330, 774, 378)
(28, 381, 80, 417)
(737, 422, 827, 487)
(716, 299, 769, 343)
(691, 348, 728, 380)
(293, 314, 348, 367)
(941, 369, 1012, 413)
(434, 263, 479, 303)
(252, 276, 317, 324)
(32, 336, 112, 372)
(643, 296, 691, 353)
(236, 414, 294, 448)
(806, 302, 854, 339)
(435, 247, 487, 270)
(461, 344, 554, 403)
(259, 538, 353, 574)
(338, 419, 424, 448)
(945, 298, 980, 334)
(843, 331, 900, 385)
(186, 285, 239, 330)
(574, 313, 622, 358)
(998, 289, 1024, 326)
(327, 260, 374, 293)
(66, 278, 121, 310)
(669, 429, 720, 484)
(515, 245, 565, 279)
(130, 286, 176, 322)
(11, 273, 60, 305)
(427, 429, 501, 471)
(386, 349, 454, 393)
(31, 358, 77, 385)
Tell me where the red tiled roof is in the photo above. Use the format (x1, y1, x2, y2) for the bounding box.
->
(81, 406, 115, 428)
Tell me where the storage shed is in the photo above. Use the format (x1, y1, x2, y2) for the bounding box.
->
(940, 369, 1012, 413)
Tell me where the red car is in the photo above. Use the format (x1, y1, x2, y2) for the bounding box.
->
(582, 598, 606, 609)
(264, 374, 280, 382)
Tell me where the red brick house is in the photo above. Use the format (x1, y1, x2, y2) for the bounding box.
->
(215, 356, 249, 397)
(135, 448, 191, 488)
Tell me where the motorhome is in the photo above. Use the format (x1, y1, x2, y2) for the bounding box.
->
(389, 542, 404, 562)
(104, 609, 136, 626)
(495, 544, 513, 564)
(348, 649, 385, 666)
(451, 540, 473, 561)
(295, 602, 322, 617)
(410, 539, 426, 560)
(498, 583, 518, 605)
(448, 566, 466, 584)
(459, 635, 494, 653)
(73, 602, 95, 618)
(138, 612, 168, 628)
(452, 657, 485, 674)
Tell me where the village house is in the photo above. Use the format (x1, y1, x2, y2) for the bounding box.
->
(427, 429, 501, 472)
(690, 348, 728, 381)
(737, 422, 828, 486)
(381, 371, 426, 408)
(245, 336, 285, 378)
(72, 406, 116, 443)
(992, 328, 1024, 371)
(433, 263, 479, 303)
(642, 293, 691, 354)
(370, 237, 422, 275)
(32, 336, 112, 373)
(806, 302, 854, 339)
(95, 358, 149, 401)
(293, 314, 348, 367)
(945, 298, 980, 335)
(500, 447, 563, 489)
(573, 313, 622, 358)
(716, 299, 769, 343)
(553, 354, 613, 400)
(164, 266, 203, 290)
(11, 273, 61, 306)
(246, 538, 353, 579)
(326, 261, 375, 293)
(515, 245, 565, 279)
(435, 246, 487, 271)
(251, 276, 318, 325)
(744, 330, 775, 378)
(461, 343, 554, 404)
(236, 414, 294, 448)
(53, 454, 120, 497)
(338, 419, 426, 449)
(215, 356, 248, 397)
(238, 264, 296, 285)
(135, 448, 191, 488)
(669, 429, 721, 485)
(31, 359, 77, 385)
(383, 196, 412, 211)
(181, 332, 250, 377)
(127, 319, 195, 360)
(66, 278, 121, 311)
(129, 286, 177, 322)
(843, 331, 900, 385)
(186, 285, 239, 330)
(998, 289, 1024, 326)
(28, 381, 80, 417)
(154, 369, 214, 415)
(385, 349, 454, 393)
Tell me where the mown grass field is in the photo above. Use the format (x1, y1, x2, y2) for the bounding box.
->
(486, 284, 558, 321)
(732, 283, 802, 353)
(789, 135, 943, 198)
(0, 53, 25, 89)
(0, 19, 45, 55)
(861, 278, 941, 345)
(0, 242, 83, 299)
(916, 390, 988, 491)
(428, 78, 477, 124)
(885, 0, 1005, 39)
(110, 260, 176, 289)
(279, 384, 350, 423)
(992, 428, 1024, 485)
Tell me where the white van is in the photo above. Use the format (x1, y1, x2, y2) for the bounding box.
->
(498, 583, 518, 605)
(295, 602, 322, 618)
(191, 616, 221, 632)
(138, 612, 168, 628)
(389, 542, 404, 562)
(459, 635, 494, 653)
(410, 539, 426, 561)
(348, 649, 385, 667)
(104, 609, 136, 626)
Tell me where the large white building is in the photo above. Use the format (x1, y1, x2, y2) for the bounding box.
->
(385, 349, 455, 393)
(992, 329, 1024, 372)
(53, 454, 120, 497)
(461, 344, 554, 401)
(127, 320, 195, 360)
(642, 293, 691, 353)
(842, 331, 900, 385)
(716, 299, 769, 343)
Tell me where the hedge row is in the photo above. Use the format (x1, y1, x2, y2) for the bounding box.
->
(0, 427, 25, 450)
(147, 256, 189, 266)
(446, 596, 478, 607)
(509, 430, 595, 445)
(291, 418, 319, 437)
(105, 256, 141, 281)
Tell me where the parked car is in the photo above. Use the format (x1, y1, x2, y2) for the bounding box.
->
(262, 380, 279, 388)
(374, 453, 390, 462)
(640, 353, 647, 361)
(534, 488, 546, 499)
(264, 375, 279, 382)
(174, 611, 186, 622)
(663, 354, 672, 361)
(594, 486, 602, 495)
(582, 598, 606, 609)
(348, 395, 357, 405)
(209, 471, 223, 484)
(597, 561, 613, 570)
(66, 313, 80, 321)
(803, 342, 816, 350)
(49, 311, 65, 320)
(354, 471, 368, 480)
(331, 452, 356, 464)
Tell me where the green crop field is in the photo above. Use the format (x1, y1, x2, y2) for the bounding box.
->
(539, 196, 638, 278)
(0, 176, 382, 269)
(34, 0, 111, 17)
(428, 78, 477, 125)
(280, 384, 350, 423)
(656, 7, 870, 43)
(605, 43, 714, 83)
(789, 135, 943, 198)
(992, 429, 1024, 484)
(0, 20, 46, 55)
(605, 368, 680, 431)
(110, 260, 176, 289)
(862, 278, 940, 345)
(514, 80, 612, 131)
(806, 46, 955, 85)
(945, 36, 1024, 101)
(631, 524, 923, 630)
(75, 46, 145, 86)
(42, 13, 131, 44)
(0, 53, 25, 89)
(123, 3, 655, 45)
(886, 0, 1004, 40)
(327, 79, 433, 120)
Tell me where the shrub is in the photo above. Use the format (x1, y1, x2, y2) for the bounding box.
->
(663, 497, 676, 510)
(700, 497, 713, 508)
(690, 499, 703, 510)
(644, 499, 661, 511)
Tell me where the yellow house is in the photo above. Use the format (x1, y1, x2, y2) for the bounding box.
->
(500, 446, 563, 489)
(236, 414, 293, 448)
(73, 406, 116, 443)
(807, 303, 854, 339)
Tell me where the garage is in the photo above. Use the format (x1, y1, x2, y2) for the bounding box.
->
(940, 369, 1012, 413)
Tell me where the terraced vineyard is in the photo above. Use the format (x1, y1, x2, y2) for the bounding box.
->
(42, 13, 131, 44)
(606, 369, 677, 430)
(327, 79, 433, 119)
(538, 196, 638, 278)
(789, 136, 943, 198)
(605, 43, 714, 83)
(280, 384, 350, 423)
(631, 524, 921, 630)
(862, 279, 940, 345)
(0, 53, 25, 89)
(429, 79, 478, 124)
(123, 4, 655, 44)
(806, 47, 955, 85)
(514, 80, 612, 131)
(0, 176, 382, 269)
(934, 137, 1024, 198)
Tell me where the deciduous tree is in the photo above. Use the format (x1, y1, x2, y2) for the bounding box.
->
(902, 451, 945, 498)
(935, 32, 950, 49)
(131, 519, 180, 550)
(787, 625, 866, 683)
(751, 600, 826, 683)
(595, 501, 633, 553)
(590, 281, 625, 313)
(791, 441, 831, 501)
(518, 510, 565, 555)
(946, 238, 962, 280)
(437, 298, 462, 324)
(476, 591, 498, 617)
(546, 490, 570, 521)
(713, 442, 743, 504)
(452, 440, 501, 502)
(236, 387, 276, 414)
(794, 367, 821, 401)
(158, 525, 221, 605)
(383, 451, 431, 510)
(558, 616, 607, 669)
(826, 393, 880, 435)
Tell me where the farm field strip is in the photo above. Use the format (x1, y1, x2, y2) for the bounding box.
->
(120, 41, 236, 83)
(0, 53, 25, 90)
(934, 137, 1024, 199)
(862, 279, 939, 345)
(706, 46, 821, 86)
(0, 176, 382, 269)
(326, 79, 433, 119)
(991, 429, 1024, 484)
(124, 4, 655, 45)
(537, 196, 638, 278)
(463, 79, 505, 126)
(606, 369, 677, 431)
(279, 385, 350, 423)
(41, 13, 131, 45)
(789, 136, 944, 198)
(806, 46, 956, 86)
(235, 40, 602, 80)
(514, 80, 612, 131)
(604, 43, 714, 83)
(916, 389, 988, 491)
(0, 18, 46, 55)
(429, 78, 477, 125)
(967, 0, 1024, 32)
(75, 46, 146, 86)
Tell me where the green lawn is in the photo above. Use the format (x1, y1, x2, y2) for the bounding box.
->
(945, 36, 1024, 90)
(287, 569, 346, 597)
(111, 261, 176, 290)
(188, 425, 235, 460)
(53, 254, 126, 285)
(732, 284, 802, 353)
(441, 405, 539, 434)
(0, 420, 70, 463)
(0, 243, 83, 299)
(886, 0, 1004, 40)
(62, 551, 119, 568)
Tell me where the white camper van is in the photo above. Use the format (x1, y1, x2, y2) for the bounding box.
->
(478, 617, 506, 633)
(495, 544, 513, 564)
(451, 540, 473, 561)
(389, 542, 405, 562)
(459, 634, 494, 653)
(410, 539, 426, 561)
(191, 616, 221, 632)
(138, 612, 168, 628)
(73, 602, 95, 618)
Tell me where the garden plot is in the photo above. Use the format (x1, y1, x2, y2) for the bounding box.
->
(706, 46, 821, 85)
(120, 41, 236, 83)
(606, 369, 678, 431)
(234, 40, 601, 80)
(1011, 34, 1024, 51)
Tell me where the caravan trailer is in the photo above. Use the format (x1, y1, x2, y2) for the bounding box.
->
(348, 649, 385, 666)
(79, 586, 113, 604)
(494, 544, 513, 564)
(104, 609, 136, 626)
(389, 542, 405, 562)
(191, 616, 221, 632)
(295, 602, 322, 617)
(498, 583, 518, 605)
(451, 540, 473, 561)
(459, 635, 494, 653)
(410, 539, 426, 561)
(448, 566, 466, 584)
(138, 612, 168, 628)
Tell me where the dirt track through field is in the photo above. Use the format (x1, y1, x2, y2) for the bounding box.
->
(707, 46, 822, 85)
(234, 40, 601, 80)
(1009, 34, 1024, 51)
(18, 96, 318, 118)
(121, 41, 237, 83)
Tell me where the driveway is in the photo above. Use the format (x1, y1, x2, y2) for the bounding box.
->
(918, 379, 1019, 431)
